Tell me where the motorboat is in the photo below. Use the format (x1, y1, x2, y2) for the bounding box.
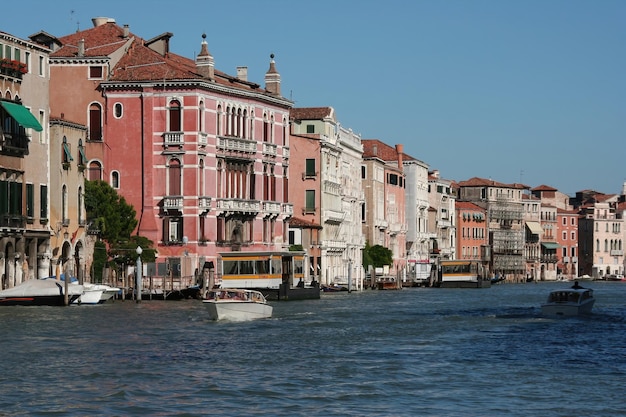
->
(541, 282, 595, 317)
(203, 288, 273, 321)
(376, 276, 401, 290)
(0, 279, 83, 306)
(74, 283, 120, 305)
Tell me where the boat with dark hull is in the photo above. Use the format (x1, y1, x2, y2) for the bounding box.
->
(0, 279, 83, 306)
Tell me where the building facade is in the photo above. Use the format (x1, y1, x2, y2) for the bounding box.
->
(0, 31, 47, 287)
(40, 18, 294, 281)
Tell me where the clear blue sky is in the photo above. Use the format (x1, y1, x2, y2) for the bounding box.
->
(4, 0, 625, 196)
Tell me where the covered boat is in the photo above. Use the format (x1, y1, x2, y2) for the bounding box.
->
(0, 279, 83, 306)
(541, 282, 595, 317)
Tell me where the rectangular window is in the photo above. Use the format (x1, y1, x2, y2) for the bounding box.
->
(389, 174, 398, 186)
(40, 184, 47, 219)
(89, 66, 103, 78)
(361, 165, 366, 179)
(26, 183, 34, 218)
(305, 190, 315, 213)
(305, 159, 316, 177)
(562, 231, 567, 240)
(306, 124, 314, 134)
(0, 44, 3, 59)
(571, 231, 575, 240)
(24, 52, 30, 73)
(39, 56, 44, 76)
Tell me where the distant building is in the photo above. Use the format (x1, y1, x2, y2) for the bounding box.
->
(290, 107, 364, 287)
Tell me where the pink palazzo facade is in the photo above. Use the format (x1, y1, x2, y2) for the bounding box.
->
(40, 18, 293, 276)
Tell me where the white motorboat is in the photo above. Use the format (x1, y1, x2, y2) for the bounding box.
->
(73, 283, 120, 305)
(541, 282, 595, 317)
(203, 289, 273, 321)
(0, 279, 83, 306)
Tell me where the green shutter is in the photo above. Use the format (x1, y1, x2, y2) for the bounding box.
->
(0, 181, 8, 214)
(305, 159, 315, 176)
(26, 183, 34, 218)
(40, 184, 47, 219)
(305, 190, 315, 210)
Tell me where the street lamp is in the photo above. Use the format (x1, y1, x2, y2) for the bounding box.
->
(136, 246, 143, 303)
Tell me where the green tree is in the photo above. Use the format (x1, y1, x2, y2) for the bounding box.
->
(363, 243, 393, 269)
(84, 180, 137, 244)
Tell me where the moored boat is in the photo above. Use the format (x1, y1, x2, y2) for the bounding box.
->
(376, 276, 401, 290)
(0, 279, 83, 306)
(541, 281, 595, 317)
(203, 288, 273, 321)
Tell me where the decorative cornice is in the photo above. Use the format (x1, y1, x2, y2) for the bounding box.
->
(100, 79, 293, 108)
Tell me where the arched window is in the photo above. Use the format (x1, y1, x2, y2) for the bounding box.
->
(111, 171, 120, 189)
(89, 103, 102, 141)
(88, 161, 102, 181)
(114, 103, 123, 118)
(217, 104, 222, 136)
(78, 186, 83, 224)
(217, 160, 223, 198)
(62, 185, 68, 223)
(198, 159, 205, 196)
(168, 158, 182, 195)
(168, 99, 181, 132)
(198, 100, 205, 133)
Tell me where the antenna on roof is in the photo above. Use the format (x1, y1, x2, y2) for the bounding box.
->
(70, 9, 80, 32)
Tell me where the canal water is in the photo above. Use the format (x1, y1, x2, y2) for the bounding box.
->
(1, 281, 625, 416)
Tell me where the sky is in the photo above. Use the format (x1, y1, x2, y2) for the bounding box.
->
(3, 0, 625, 196)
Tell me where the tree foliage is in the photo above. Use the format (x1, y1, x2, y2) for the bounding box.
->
(362, 242, 393, 269)
(84, 180, 138, 244)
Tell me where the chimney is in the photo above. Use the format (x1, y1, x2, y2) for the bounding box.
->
(78, 39, 85, 57)
(372, 145, 378, 156)
(123, 24, 130, 38)
(195, 33, 214, 80)
(236, 66, 248, 81)
(92, 17, 114, 27)
(396, 144, 404, 170)
(264, 54, 281, 96)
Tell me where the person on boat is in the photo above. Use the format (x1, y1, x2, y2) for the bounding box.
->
(296, 278, 305, 288)
(571, 280, 584, 289)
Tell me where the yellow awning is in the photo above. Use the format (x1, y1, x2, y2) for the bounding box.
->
(525, 221, 543, 235)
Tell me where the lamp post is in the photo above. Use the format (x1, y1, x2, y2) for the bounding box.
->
(136, 246, 143, 303)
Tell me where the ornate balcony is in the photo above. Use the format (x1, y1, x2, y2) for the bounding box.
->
(217, 136, 256, 155)
(163, 132, 183, 148)
(216, 198, 260, 215)
(262, 143, 277, 157)
(163, 196, 183, 212)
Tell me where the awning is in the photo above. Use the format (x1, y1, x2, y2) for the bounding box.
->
(541, 242, 560, 249)
(525, 221, 543, 235)
(0, 101, 43, 132)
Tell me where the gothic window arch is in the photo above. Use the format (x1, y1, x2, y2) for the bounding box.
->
(168, 99, 181, 132)
(216, 104, 222, 136)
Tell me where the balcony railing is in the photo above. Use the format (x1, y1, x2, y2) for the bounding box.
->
(0, 132, 30, 156)
(282, 203, 294, 216)
(199, 197, 211, 211)
(262, 143, 277, 157)
(198, 132, 208, 146)
(0, 214, 26, 229)
(216, 198, 261, 214)
(163, 132, 184, 148)
(163, 196, 184, 211)
(282, 147, 290, 159)
(217, 136, 257, 154)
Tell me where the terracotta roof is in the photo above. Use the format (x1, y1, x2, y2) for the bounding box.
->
(457, 176, 529, 190)
(362, 139, 399, 160)
(531, 184, 558, 192)
(456, 201, 484, 211)
(289, 216, 323, 229)
(50, 20, 270, 92)
(290, 107, 334, 120)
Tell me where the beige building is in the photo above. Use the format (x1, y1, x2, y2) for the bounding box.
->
(49, 118, 88, 281)
(0, 32, 47, 286)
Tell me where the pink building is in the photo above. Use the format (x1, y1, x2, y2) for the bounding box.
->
(455, 201, 488, 260)
(39, 18, 294, 282)
(361, 140, 407, 278)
